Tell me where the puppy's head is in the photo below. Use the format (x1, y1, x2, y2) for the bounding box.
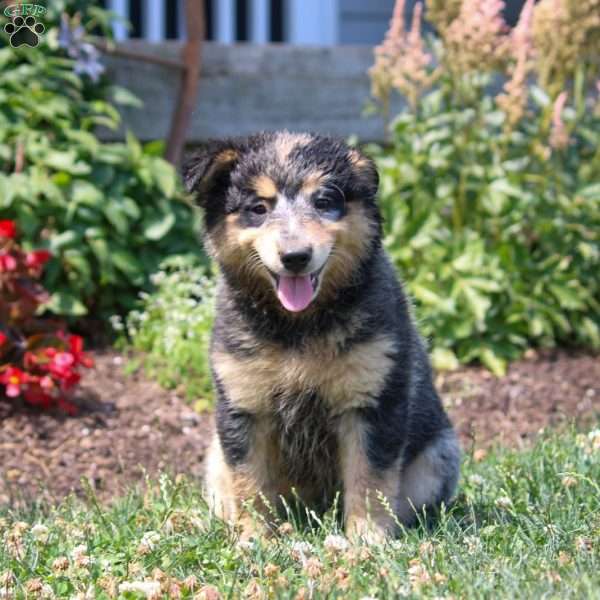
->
(184, 132, 380, 313)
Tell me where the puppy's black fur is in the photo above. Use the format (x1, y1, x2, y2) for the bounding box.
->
(185, 131, 460, 540)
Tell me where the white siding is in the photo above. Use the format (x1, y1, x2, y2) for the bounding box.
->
(339, 0, 398, 45)
(287, 0, 339, 45)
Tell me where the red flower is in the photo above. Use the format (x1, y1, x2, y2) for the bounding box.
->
(0, 366, 28, 398)
(57, 396, 78, 416)
(0, 332, 7, 347)
(25, 250, 52, 268)
(68, 335, 94, 368)
(23, 385, 53, 410)
(47, 351, 75, 379)
(59, 370, 80, 391)
(0, 220, 16, 239)
(0, 253, 17, 272)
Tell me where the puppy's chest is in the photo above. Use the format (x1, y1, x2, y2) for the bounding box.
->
(270, 389, 340, 490)
(212, 333, 396, 414)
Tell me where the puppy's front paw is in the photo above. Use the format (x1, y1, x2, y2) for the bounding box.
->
(235, 515, 272, 545)
(345, 516, 388, 545)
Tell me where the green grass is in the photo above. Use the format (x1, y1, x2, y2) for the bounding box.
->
(1, 428, 598, 599)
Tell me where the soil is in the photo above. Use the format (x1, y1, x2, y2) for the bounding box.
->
(1, 349, 598, 506)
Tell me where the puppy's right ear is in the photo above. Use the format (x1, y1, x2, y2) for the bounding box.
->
(182, 140, 241, 210)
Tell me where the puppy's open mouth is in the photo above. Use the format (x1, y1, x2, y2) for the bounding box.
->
(267, 267, 324, 312)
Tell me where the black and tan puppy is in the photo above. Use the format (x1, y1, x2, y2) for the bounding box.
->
(185, 131, 460, 542)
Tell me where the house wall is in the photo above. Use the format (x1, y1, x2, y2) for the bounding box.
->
(101, 41, 403, 144)
(339, 0, 396, 45)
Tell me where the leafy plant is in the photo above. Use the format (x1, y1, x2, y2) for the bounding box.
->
(0, 1, 203, 319)
(0, 220, 93, 413)
(369, 0, 600, 374)
(113, 256, 215, 410)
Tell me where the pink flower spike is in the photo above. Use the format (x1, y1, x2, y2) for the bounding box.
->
(550, 91, 569, 149)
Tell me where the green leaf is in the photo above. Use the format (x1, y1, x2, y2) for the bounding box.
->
(111, 248, 144, 284)
(45, 291, 88, 316)
(548, 284, 584, 310)
(143, 212, 176, 241)
(576, 183, 600, 200)
(461, 285, 491, 324)
(580, 318, 600, 347)
(479, 347, 507, 377)
(110, 85, 143, 108)
(152, 159, 177, 198)
(431, 347, 460, 371)
(44, 150, 76, 171)
(103, 200, 129, 235)
(50, 230, 80, 250)
(72, 180, 104, 205)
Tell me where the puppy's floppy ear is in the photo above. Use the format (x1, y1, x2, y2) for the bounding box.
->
(347, 148, 379, 200)
(182, 139, 241, 209)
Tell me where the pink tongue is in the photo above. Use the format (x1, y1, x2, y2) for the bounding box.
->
(277, 275, 313, 312)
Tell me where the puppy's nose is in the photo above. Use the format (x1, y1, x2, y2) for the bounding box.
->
(280, 248, 312, 273)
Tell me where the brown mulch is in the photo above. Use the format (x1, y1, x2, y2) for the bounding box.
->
(440, 349, 599, 451)
(0, 352, 212, 507)
(0, 349, 598, 506)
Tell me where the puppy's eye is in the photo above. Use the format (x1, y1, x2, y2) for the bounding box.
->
(314, 197, 333, 211)
(250, 204, 267, 215)
(313, 188, 345, 219)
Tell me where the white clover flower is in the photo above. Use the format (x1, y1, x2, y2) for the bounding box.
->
(469, 474, 485, 487)
(464, 535, 482, 554)
(324, 534, 350, 554)
(118, 580, 161, 598)
(137, 531, 161, 555)
(290, 540, 315, 563)
(495, 496, 513, 509)
(71, 545, 93, 569)
(588, 429, 600, 450)
(30, 523, 49, 543)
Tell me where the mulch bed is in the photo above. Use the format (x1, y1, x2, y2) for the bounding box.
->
(1, 349, 598, 506)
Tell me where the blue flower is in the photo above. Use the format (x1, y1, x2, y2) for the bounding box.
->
(58, 14, 105, 83)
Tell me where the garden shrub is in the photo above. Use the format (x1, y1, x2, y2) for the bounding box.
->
(0, 220, 93, 413)
(369, 0, 600, 374)
(0, 1, 203, 319)
(113, 255, 215, 411)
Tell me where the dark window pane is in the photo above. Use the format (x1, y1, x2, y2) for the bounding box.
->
(166, 0, 177, 39)
(236, 0, 248, 41)
(129, 0, 142, 38)
(270, 0, 283, 42)
(205, 0, 214, 40)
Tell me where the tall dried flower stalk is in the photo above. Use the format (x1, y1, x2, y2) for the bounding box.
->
(549, 91, 570, 149)
(443, 0, 509, 76)
(496, 0, 535, 129)
(369, 0, 438, 114)
(425, 0, 463, 35)
(532, 0, 600, 97)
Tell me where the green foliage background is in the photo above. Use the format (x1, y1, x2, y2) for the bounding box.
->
(0, 1, 203, 318)
(372, 87, 600, 374)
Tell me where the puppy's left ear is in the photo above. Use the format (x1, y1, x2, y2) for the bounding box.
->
(348, 148, 379, 200)
(182, 139, 241, 209)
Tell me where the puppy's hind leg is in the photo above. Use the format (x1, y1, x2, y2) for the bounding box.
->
(396, 428, 460, 526)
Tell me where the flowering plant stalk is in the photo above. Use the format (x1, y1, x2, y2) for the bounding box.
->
(0, 220, 93, 413)
(368, 0, 600, 374)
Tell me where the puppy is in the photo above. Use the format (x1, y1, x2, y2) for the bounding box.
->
(184, 131, 460, 542)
